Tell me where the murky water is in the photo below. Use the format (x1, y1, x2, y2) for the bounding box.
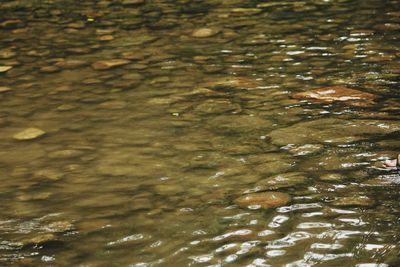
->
(0, 0, 400, 266)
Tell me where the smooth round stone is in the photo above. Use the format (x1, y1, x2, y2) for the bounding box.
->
(332, 196, 375, 207)
(0, 66, 12, 72)
(192, 28, 220, 38)
(13, 128, 46, 140)
(92, 59, 130, 70)
(235, 192, 290, 209)
(0, 86, 12, 93)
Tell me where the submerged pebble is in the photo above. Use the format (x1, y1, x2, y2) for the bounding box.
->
(235, 192, 290, 209)
(13, 128, 46, 140)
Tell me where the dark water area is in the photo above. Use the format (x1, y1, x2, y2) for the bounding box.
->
(0, 0, 400, 266)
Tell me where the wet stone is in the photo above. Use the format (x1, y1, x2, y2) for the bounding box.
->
(0, 19, 24, 29)
(331, 196, 375, 207)
(208, 115, 273, 134)
(0, 86, 12, 93)
(204, 77, 262, 90)
(55, 59, 88, 69)
(20, 234, 59, 247)
(57, 104, 77, 111)
(231, 8, 262, 16)
(319, 173, 345, 182)
(269, 118, 400, 146)
(288, 144, 324, 156)
(0, 49, 16, 59)
(13, 128, 46, 140)
(235, 191, 290, 209)
(40, 66, 60, 73)
(121, 0, 145, 5)
(192, 28, 220, 38)
(293, 86, 377, 106)
(43, 221, 74, 233)
(92, 59, 130, 70)
(0, 66, 12, 72)
(254, 172, 307, 191)
(48, 149, 85, 159)
(17, 192, 52, 201)
(98, 100, 127, 109)
(193, 99, 241, 114)
(254, 160, 293, 176)
(34, 169, 65, 181)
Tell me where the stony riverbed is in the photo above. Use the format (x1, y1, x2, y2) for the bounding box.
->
(0, 0, 400, 266)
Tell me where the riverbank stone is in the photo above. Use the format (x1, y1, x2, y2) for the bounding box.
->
(235, 192, 290, 209)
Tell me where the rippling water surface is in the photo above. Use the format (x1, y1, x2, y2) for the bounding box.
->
(0, 0, 400, 266)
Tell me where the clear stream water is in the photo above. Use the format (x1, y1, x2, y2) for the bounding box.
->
(0, 0, 399, 266)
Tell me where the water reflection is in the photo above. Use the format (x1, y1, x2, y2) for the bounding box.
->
(0, 0, 399, 265)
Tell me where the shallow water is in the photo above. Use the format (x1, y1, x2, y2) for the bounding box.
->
(0, 0, 400, 266)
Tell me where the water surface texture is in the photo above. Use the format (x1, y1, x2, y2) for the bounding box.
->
(0, 0, 400, 266)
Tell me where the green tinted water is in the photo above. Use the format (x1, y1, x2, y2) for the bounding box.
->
(0, 0, 400, 266)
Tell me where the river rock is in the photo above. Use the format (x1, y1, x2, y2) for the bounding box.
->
(92, 59, 130, 70)
(203, 77, 262, 90)
(269, 118, 400, 146)
(34, 169, 65, 181)
(235, 192, 290, 209)
(48, 149, 85, 159)
(98, 100, 127, 109)
(20, 234, 59, 247)
(254, 160, 293, 176)
(0, 49, 16, 59)
(288, 144, 324, 156)
(13, 128, 46, 140)
(293, 87, 377, 106)
(231, 8, 262, 16)
(331, 196, 375, 207)
(208, 114, 273, 133)
(319, 173, 345, 182)
(193, 99, 241, 114)
(122, 0, 145, 5)
(44, 221, 74, 232)
(254, 172, 307, 191)
(55, 59, 88, 69)
(0, 86, 12, 93)
(0, 66, 12, 72)
(192, 28, 220, 38)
